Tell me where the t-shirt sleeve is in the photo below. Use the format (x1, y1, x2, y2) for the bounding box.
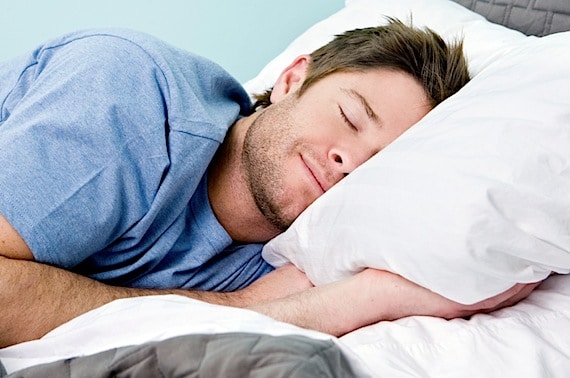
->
(0, 34, 170, 268)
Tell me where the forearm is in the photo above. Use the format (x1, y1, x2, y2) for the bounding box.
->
(249, 269, 541, 337)
(0, 257, 246, 347)
(249, 274, 380, 337)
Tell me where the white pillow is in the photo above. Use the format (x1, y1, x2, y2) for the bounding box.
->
(254, 1, 570, 304)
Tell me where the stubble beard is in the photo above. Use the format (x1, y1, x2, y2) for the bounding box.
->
(241, 101, 297, 232)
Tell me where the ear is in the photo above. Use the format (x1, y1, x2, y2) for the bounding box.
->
(270, 55, 311, 104)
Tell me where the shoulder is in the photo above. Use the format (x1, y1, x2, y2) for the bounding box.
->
(39, 28, 168, 52)
(33, 28, 248, 103)
(30, 29, 196, 104)
(31, 28, 251, 138)
(34, 28, 180, 71)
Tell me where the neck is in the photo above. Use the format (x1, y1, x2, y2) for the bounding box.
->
(207, 114, 281, 243)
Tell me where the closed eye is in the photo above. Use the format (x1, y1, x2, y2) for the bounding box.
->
(339, 106, 357, 131)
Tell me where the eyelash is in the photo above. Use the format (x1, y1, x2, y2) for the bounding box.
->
(339, 106, 358, 131)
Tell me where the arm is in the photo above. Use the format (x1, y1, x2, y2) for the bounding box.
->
(250, 268, 541, 337)
(0, 215, 538, 344)
(0, 257, 313, 347)
(0, 214, 313, 348)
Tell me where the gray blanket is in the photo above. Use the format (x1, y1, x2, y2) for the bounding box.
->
(2, 333, 360, 378)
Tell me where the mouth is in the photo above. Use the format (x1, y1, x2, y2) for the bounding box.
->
(301, 154, 326, 194)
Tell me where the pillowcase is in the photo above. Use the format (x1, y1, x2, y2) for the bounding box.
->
(250, 0, 570, 304)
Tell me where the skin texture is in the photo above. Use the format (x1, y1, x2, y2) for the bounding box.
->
(0, 55, 540, 348)
(242, 65, 430, 231)
(208, 56, 431, 242)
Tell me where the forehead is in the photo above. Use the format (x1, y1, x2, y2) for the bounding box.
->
(317, 67, 425, 94)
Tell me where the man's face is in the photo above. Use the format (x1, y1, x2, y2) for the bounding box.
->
(242, 68, 431, 231)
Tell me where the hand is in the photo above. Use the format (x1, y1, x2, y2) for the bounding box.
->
(356, 268, 542, 322)
(443, 280, 541, 318)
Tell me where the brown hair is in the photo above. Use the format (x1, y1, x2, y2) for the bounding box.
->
(252, 18, 470, 110)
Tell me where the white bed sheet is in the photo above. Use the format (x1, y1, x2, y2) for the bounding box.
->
(1, 275, 568, 377)
(341, 274, 570, 377)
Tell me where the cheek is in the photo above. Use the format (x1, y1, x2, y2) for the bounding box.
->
(280, 156, 323, 214)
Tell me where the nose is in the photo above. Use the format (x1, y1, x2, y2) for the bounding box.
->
(329, 145, 377, 177)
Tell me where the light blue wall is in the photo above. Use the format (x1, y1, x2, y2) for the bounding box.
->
(0, 0, 344, 83)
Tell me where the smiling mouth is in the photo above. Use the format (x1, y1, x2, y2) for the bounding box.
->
(301, 155, 326, 193)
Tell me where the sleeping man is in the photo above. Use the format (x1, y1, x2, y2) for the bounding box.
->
(0, 19, 538, 348)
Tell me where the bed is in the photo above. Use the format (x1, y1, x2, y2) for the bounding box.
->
(2, 0, 570, 376)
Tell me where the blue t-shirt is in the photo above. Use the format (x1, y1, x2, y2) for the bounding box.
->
(0, 28, 273, 291)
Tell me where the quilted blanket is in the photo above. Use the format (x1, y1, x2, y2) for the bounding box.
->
(2, 333, 360, 378)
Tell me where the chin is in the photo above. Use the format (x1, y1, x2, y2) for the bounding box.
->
(268, 195, 313, 232)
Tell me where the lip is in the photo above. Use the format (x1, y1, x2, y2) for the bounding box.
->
(301, 154, 327, 194)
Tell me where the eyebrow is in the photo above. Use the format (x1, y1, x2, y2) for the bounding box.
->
(341, 88, 380, 124)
